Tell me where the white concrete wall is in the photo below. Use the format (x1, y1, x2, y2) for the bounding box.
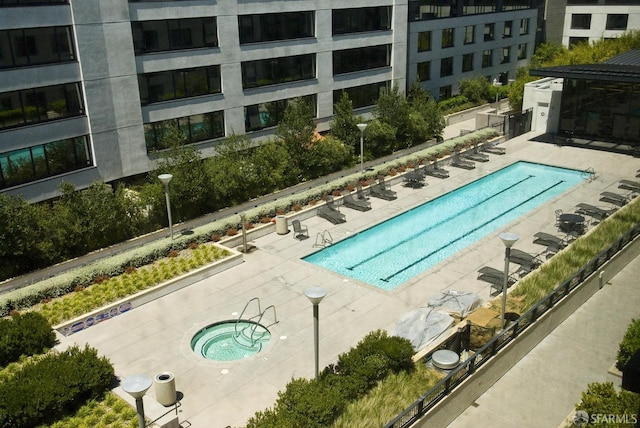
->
(562, 5, 640, 47)
(523, 77, 563, 134)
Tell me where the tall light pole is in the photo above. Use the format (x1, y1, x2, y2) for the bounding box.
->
(304, 287, 327, 380)
(499, 232, 519, 330)
(357, 123, 367, 173)
(493, 78, 502, 113)
(158, 173, 173, 240)
(122, 374, 152, 428)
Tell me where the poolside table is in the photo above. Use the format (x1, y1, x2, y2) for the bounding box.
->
(558, 213, 586, 234)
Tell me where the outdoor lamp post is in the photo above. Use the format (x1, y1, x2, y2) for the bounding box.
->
(499, 232, 519, 330)
(158, 173, 173, 240)
(122, 374, 153, 428)
(304, 287, 327, 380)
(493, 78, 502, 113)
(357, 123, 367, 173)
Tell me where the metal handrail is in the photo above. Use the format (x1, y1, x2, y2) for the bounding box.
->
(235, 297, 261, 336)
(249, 304, 279, 345)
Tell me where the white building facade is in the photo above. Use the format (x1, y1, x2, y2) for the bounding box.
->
(561, 1, 640, 48)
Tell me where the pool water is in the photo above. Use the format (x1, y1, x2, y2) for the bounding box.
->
(191, 320, 271, 361)
(304, 161, 585, 290)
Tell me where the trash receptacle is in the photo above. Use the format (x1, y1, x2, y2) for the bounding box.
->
(275, 215, 289, 235)
(154, 372, 176, 406)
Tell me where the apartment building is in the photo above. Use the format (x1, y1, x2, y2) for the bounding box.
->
(1, 0, 540, 202)
(544, 0, 640, 48)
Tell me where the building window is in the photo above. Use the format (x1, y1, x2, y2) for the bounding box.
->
(333, 44, 390, 75)
(606, 14, 628, 31)
(571, 14, 591, 30)
(484, 23, 494, 41)
(503, 21, 512, 38)
(440, 57, 453, 77)
(464, 25, 474, 44)
(132, 18, 218, 54)
(417, 31, 431, 52)
(482, 49, 492, 68)
(0, 26, 75, 69)
(519, 18, 529, 35)
(0, 136, 91, 190)
(441, 28, 454, 49)
(439, 85, 452, 100)
(517, 43, 527, 60)
(501, 47, 510, 64)
(332, 6, 391, 35)
(0, 83, 83, 130)
(0, 0, 68, 4)
(333, 81, 388, 110)
(417, 61, 430, 81)
(569, 37, 589, 48)
(238, 11, 314, 44)
(245, 95, 316, 132)
(144, 111, 225, 151)
(242, 54, 315, 89)
(462, 53, 473, 72)
(138, 66, 221, 105)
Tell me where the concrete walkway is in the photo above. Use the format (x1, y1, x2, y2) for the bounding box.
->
(54, 129, 639, 428)
(447, 254, 640, 428)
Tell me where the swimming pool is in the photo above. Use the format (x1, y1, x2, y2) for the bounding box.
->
(304, 161, 585, 291)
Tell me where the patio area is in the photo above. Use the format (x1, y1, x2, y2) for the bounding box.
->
(56, 130, 639, 428)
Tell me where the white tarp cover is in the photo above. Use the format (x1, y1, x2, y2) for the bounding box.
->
(427, 289, 482, 318)
(392, 308, 454, 351)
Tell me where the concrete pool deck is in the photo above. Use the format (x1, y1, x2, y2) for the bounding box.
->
(56, 130, 639, 428)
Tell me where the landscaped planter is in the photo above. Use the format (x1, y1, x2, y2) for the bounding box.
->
(54, 249, 243, 337)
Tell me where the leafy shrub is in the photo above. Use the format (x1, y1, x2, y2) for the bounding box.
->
(0, 345, 114, 428)
(575, 382, 640, 427)
(0, 312, 56, 367)
(617, 318, 640, 371)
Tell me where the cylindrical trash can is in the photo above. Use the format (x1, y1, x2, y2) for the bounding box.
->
(275, 215, 289, 235)
(154, 372, 176, 406)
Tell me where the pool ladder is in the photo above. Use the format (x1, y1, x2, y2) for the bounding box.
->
(582, 167, 596, 182)
(235, 297, 278, 346)
(313, 230, 333, 248)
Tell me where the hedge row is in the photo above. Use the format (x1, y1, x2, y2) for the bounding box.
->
(617, 318, 640, 371)
(0, 312, 56, 367)
(0, 345, 114, 428)
(246, 330, 415, 428)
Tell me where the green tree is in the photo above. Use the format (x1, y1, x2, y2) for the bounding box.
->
(363, 119, 396, 158)
(459, 75, 492, 104)
(374, 85, 410, 150)
(330, 92, 361, 155)
(407, 81, 445, 143)
(276, 97, 317, 180)
(305, 135, 353, 179)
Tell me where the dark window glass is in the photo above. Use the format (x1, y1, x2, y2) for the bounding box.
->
(571, 14, 591, 30)
(606, 14, 628, 30)
(333, 44, 391, 75)
(484, 23, 494, 41)
(0, 26, 75, 69)
(241, 54, 315, 89)
(132, 18, 218, 54)
(144, 111, 225, 151)
(417, 61, 430, 81)
(0, 0, 67, 5)
(0, 82, 83, 130)
(501, 47, 510, 64)
(482, 49, 492, 68)
(245, 95, 316, 132)
(503, 21, 512, 38)
(440, 57, 453, 77)
(464, 25, 474, 44)
(517, 43, 527, 60)
(0, 135, 91, 190)
(332, 6, 391, 35)
(462, 53, 473, 72)
(138, 65, 221, 105)
(441, 28, 454, 48)
(333, 82, 388, 110)
(439, 85, 451, 100)
(238, 11, 314, 44)
(568, 37, 589, 48)
(519, 18, 529, 35)
(417, 31, 431, 52)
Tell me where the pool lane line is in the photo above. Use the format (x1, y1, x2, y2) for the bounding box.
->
(345, 175, 535, 271)
(380, 179, 565, 283)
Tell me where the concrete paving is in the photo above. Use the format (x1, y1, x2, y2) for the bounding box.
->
(55, 126, 639, 428)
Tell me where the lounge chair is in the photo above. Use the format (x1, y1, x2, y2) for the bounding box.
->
(317, 196, 347, 224)
(370, 176, 397, 201)
(481, 143, 506, 155)
(424, 163, 450, 179)
(342, 191, 372, 211)
(599, 191, 629, 207)
(477, 266, 517, 296)
(532, 232, 568, 257)
(291, 219, 309, 240)
(575, 203, 613, 222)
(402, 167, 426, 188)
(355, 183, 369, 201)
(451, 154, 475, 170)
(463, 151, 490, 163)
(618, 180, 640, 192)
(508, 248, 542, 276)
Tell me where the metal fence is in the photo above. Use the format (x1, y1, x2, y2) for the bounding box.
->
(385, 222, 640, 428)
